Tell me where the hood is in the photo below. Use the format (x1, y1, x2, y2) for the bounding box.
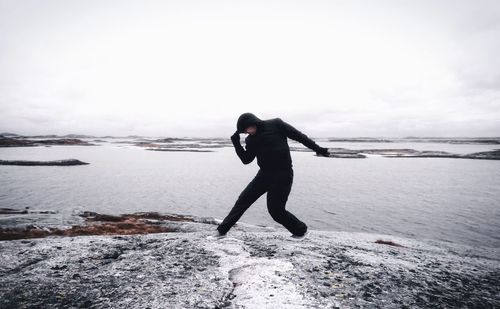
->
(236, 112, 262, 133)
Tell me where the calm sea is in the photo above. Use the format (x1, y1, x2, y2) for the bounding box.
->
(1, 139, 499, 248)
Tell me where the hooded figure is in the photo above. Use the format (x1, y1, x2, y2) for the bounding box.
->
(236, 112, 263, 134)
(215, 112, 330, 238)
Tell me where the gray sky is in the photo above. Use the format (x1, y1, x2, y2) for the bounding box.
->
(1, 0, 499, 137)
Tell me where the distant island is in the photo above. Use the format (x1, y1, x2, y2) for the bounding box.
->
(1, 134, 500, 159)
(2, 132, 500, 144)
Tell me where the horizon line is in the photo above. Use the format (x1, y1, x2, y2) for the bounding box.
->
(2, 132, 500, 140)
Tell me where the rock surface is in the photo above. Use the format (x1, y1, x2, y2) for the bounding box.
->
(0, 222, 498, 308)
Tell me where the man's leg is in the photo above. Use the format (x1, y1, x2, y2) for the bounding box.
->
(266, 169, 307, 236)
(217, 170, 268, 235)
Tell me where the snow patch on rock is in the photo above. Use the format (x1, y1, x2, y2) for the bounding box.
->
(207, 236, 316, 308)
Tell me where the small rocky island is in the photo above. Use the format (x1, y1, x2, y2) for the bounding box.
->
(301, 147, 500, 160)
(0, 136, 96, 147)
(0, 159, 89, 166)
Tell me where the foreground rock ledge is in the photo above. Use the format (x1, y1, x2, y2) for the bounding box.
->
(0, 229, 498, 308)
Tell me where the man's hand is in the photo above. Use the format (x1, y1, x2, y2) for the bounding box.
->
(316, 147, 330, 157)
(230, 131, 240, 143)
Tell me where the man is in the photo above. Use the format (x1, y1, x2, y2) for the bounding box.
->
(215, 112, 330, 238)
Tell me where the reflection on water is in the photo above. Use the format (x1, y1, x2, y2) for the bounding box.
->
(1, 141, 499, 248)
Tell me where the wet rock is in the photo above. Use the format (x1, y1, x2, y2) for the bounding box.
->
(0, 211, 191, 241)
(80, 211, 197, 223)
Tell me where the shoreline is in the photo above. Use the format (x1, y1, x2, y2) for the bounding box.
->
(1, 225, 498, 308)
(1, 208, 499, 249)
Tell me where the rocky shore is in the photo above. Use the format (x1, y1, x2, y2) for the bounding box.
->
(0, 212, 498, 308)
(0, 210, 215, 241)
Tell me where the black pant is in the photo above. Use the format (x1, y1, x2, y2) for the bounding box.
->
(217, 168, 307, 236)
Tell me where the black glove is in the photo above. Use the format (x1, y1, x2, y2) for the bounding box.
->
(230, 131, 240, 143)
(316, 147, 330, 157)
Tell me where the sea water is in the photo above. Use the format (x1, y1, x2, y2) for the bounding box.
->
(1, 140, 499, 248)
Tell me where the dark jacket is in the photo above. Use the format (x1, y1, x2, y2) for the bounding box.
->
(232, 113, 323, 171)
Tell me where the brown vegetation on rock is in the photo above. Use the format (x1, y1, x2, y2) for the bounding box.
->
(0, 211, 195, 241)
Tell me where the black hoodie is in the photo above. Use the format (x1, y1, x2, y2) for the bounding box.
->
(232, 113, 323, 171)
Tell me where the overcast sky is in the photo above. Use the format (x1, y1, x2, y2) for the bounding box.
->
(1, 0, 499, 137)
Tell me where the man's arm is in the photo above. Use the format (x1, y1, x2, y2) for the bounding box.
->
(231, 131, 256, 164)
(277, 118, 329, 156)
